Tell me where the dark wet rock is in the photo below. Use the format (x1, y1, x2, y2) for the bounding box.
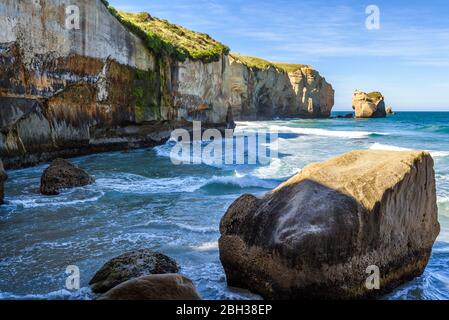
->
(0, 159, 7, 204)
(336, 113, 354, 119)
(98, 274, 201, 300)
(40, 158, 94, 195)
(89, 249, 180, 293)
(219, 150, 440, 299)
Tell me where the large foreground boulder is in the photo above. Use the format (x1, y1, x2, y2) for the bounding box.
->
(0, 159, 6, 204)
(40, 158, 94, 195)
(89, 249, 179, 293)
(219, 150, 440, 299)
(352, 90, 386, 118)
(98, 274, 202, 300)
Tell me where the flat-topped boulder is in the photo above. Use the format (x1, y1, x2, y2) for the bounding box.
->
(40, 158, 95, 195)
(219, 150, 440, 299)
(98, 274, 202, 300)
(0, 159, 6, 204)
(352, 90, 386, 118)
(90, 249, 179, 293)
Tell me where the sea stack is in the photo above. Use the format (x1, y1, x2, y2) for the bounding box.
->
(386, 106, 394, 115)
(219, 150, 440, 299)
(352, 90, 386, 118)
(0, 159, 6, 204)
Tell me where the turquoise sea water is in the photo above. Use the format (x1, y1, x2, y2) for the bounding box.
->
(0, 112, 448, 300)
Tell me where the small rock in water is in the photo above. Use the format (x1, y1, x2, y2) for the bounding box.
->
(40, 158, 95, 195)
(98, 274, 201, 300)
(336, 113, 354, 119)
(89, 249, 180, 293)
(386, 106, 394, 115)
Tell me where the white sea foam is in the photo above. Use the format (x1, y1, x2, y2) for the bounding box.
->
(269, 125, 387, 139)
(236, 121, 387, 139)
(7, 191, 104, 209)
(204, 174, 277, 189)
(96, 172, 276, 195)
(96, 173, 208, 194)
(0, 287, 92, 300)
(137, 219, 217, 233)
(191, 241, 219, 252)
(251, 158, 300, 180)
(369, 143, 449, 158)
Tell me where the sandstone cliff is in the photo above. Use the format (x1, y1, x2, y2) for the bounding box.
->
(219, 150, 440, 299)
(352, 90, 386, 118)
(0, 0, 334, 168)
(229, 55, 334, 119)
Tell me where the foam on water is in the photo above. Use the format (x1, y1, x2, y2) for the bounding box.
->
(269, 125, 388, 139)
(1, 113, 449, 300)
(96, 173, 208, 194)
(0, 287, 92, 300)
(370, 143, 449, 158)
(191, 241, 219, 252)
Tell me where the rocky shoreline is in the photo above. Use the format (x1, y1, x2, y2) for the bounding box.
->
(0, 0, 440, 302)
(0, 0, 333, 170)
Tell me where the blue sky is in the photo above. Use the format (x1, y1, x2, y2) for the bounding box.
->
(109, 0, 449, 111)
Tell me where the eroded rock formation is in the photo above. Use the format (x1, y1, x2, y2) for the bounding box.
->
(386, 106, 394, 115)
(352, 90, 386, 118)
(90, 249, 179, 293)
(0, 0, 334, 168)
(40, 158, 94, 195)
(229, 57, 334, 120)
(98, 274, 202, 300)
(219, 150, 440, 299)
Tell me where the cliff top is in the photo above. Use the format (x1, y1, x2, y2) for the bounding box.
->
(354, 90, 384, 102)
(230, 54, 311, 73)
(366, 91, 384, 101)
(102, 2, 229, 62)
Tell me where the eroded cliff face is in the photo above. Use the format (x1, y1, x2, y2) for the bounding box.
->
(0, 0, 334, 169)
(0, 0, 233, 168)
(229, 57, 334, 120)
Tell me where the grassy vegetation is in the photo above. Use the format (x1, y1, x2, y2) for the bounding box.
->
(367, 91, 384, 101)
(230, 53, 311, 73)
(103, 3, 229, 62)
(272, 62, 311, 73)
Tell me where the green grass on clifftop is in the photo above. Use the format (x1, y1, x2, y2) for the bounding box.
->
(230, 54, 311, 73)
(102, 2, 229, 62)
(367, 91, 384, 101)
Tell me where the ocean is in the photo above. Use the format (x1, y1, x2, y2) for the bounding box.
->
(0, 112, 448, 300)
